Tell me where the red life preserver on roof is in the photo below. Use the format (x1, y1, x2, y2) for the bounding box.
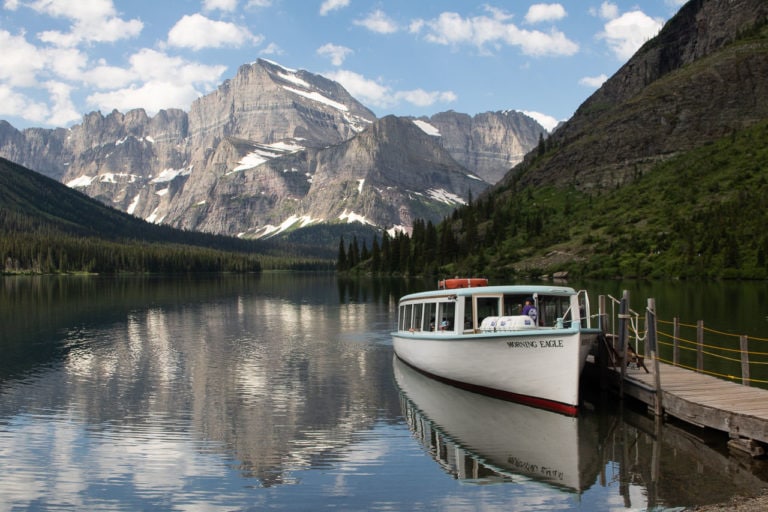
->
(437, 278, 489, 289)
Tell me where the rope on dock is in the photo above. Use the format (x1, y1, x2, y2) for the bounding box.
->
(656, 330, 768, 359)
(658, 318, 768, 343)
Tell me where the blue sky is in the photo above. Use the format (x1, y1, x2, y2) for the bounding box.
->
(0, 0, 687, 131)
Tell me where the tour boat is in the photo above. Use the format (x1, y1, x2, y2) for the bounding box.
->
(391, 279, 601, 415)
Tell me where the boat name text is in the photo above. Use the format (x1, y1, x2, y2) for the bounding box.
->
(506, 339, 564, 349)
(507, 456, 564, 480)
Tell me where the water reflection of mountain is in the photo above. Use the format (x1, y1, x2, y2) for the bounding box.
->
(0, 274, 403, 490)
(394, 356, 605, 492)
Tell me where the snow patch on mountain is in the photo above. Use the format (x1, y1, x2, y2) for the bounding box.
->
(230, 142, 305, 174)
(67, 175, 96, 188)
(151, 166, 192, 183)
(282, 86, 348, 112)
(428, 188, 466, 205)
(253, 214, 321, 238)
(413, 120, 441, 136)
(127, 193, 141, 215)
(339, 210, 373, 225)
(275, 70, 311, 89)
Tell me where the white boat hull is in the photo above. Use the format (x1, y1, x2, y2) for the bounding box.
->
(392, 328, 597, 414)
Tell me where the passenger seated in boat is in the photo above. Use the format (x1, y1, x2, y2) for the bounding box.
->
(440, 317, 450, 330)
(521, 298, 538, 324)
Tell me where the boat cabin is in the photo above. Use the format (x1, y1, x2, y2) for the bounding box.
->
(397, 285, 591, 335)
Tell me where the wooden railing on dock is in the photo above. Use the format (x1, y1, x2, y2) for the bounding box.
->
(594, 291, 768, 456)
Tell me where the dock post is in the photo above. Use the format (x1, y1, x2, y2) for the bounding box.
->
(647, 298, 662, 416)
(741, 335, 751, 386)
(598, 295, 609, 390)
(697, 320, 704, 373)
(673, 317, 680, 366)
(618, 290, 630, 399)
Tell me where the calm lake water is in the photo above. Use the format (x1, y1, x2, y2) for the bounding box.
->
(1, 273, 768, 511)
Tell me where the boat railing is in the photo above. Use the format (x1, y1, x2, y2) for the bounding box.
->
(577, 289, 592, 329)
(599, 292, 768, 389)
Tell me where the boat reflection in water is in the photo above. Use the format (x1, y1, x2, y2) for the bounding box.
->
(393, 356, 604, 493)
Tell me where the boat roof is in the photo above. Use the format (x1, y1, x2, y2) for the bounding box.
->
(399, 284, 578, 302)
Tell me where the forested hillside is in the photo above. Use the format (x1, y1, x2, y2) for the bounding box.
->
(0, 157, 331, 274)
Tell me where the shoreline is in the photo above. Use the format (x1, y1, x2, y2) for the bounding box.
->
(689, 491, 768, 511)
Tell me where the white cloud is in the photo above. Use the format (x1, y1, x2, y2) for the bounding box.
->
(46, 47, 89, 81)
(261, 42, 283, 55)
(85, 49, 227, 116)
(408, 19, 424, 34)
(29, 0, 143, 47)
(525, 4, 567, 24)
(591, 2, 619, 20)
(319, 0, 349, 16)
(87, 81, 202, 116)
(420, 7, 578, 57)
(579, 74, 608, 88)
(129, 49, 226, 85)
(324, 70, 391, 106)
(324, 69, 455, 110)
(0, 84, 49, 122)
(167, 13, 263, 50)
(0, 30, 46, 87)
(522, 110, 559, 132)
(203, 0, 238, 11)
(80, 61, 136, 89)
(44, 81, 80, 125)
(394, 89, 457, 107)
(317, 43, 353, 66)
(598, 11, 663, 60)
(354, 9, 398, 34)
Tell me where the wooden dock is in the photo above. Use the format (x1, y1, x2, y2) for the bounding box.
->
(589, 291, 768, 457)
(592, 357, 768, 457)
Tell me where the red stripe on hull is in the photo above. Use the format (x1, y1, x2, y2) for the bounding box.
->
(395, 356, 579, 417)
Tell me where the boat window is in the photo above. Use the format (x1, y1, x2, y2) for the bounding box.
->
(537, 295, 573, 327)
(463, 297, 473, 331)
(399, 304, 412, 331)
(475, 296, 501, 325)
(412, 303, 424, 331)
(503, 295, 525, 315)
(424, 302, 437, 331)
(437, 302, 455, 332)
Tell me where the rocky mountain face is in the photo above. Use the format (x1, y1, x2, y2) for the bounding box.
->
(414, 111, 543, 184)
(506, 0, 768, 192)
(0, 59, 544, 239)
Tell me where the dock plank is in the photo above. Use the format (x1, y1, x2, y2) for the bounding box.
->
(598, 360, 768, 444)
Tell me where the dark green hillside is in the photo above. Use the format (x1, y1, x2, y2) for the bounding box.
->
(464, 121, 768, 279)
(0, 157, 331, 273)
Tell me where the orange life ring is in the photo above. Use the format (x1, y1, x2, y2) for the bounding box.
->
(438, 278, 488, 289)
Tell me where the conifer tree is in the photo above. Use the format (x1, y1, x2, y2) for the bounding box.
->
(337, 236, 347, 271)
